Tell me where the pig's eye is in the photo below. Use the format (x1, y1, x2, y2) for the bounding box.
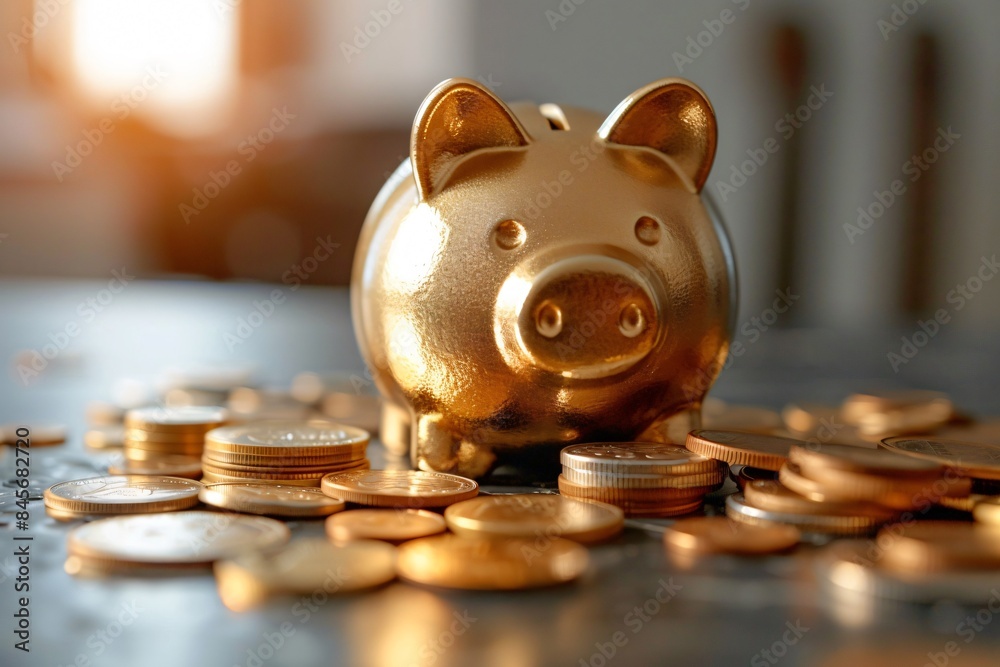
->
(634, 216, 662, 245)
(493, 219, 526, 250)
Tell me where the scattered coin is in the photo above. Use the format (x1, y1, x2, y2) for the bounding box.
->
(444, 494, 623, 544)
(200, 483, 345, 517)
(215, 538, 396, 611)
(685, 430, 803, 471)
(396, 534, 589, 590)
(726, 493, 883, 536)
(327, 509, 447, 544)
(44, 475, 202, 515)
(879, 437, 1000, 481)
(664, 516, 800, 556)
(321, 470, 478, 508)
(67, 511, 290, 569)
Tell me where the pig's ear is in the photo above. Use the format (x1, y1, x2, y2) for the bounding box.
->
(411, 78, 531, 199)
(599, 79, 717, 193)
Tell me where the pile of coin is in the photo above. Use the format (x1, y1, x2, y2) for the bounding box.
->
(201, 420, 370, 487)
(557, 443, 727, 517)
(122, 406, 228, 478)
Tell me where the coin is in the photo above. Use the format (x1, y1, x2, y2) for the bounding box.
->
(205, 420, 369, 457)
(84, 426, 124, 450)
(842, 390, 953, 437)
(559, 443, 718, 475)
(778, 462, 938, 511)
(108, 456, 202, 479)
(725, 493, 883, 536)
(879, 522, 1000, 573)
(790, 442, 943, 478)
(745, 479, 897, 521)
(67, 511, 290, 566)
(202, 449, 366, 468)
(559, 466, 726, 489)
(396, 534, 589, 590)
(664, 516, 800, 555)
(326, 509, 446, 543)
(200, 471, 327, 488)
(44, 475, 202, 514)
(321, 470, 478, 508)
(972, 497, 1000, 525)
(735, 466, 777, 492)
(879, 437, 1000, 481)
(557, 475, 717, 502)
(444, 494, 623, 544)
(200, 483, 346, 517)
(201, 460, 369, 482)
(215, 538, 395, 611)
(685, 430, 802, 471)
(125, 406, 229, 433)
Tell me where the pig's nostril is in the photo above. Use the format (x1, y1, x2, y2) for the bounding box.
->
(535, 302, 563, 338)
(618, 303, 645, 338)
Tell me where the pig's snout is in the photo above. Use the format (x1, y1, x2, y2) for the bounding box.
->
(512, 256, 660, 379)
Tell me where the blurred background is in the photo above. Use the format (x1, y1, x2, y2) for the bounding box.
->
(0, 0, 998, 329)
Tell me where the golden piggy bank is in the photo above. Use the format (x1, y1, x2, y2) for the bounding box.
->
(352, 77, 735, 477)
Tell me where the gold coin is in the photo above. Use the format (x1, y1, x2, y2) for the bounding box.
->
(745, 479, 897, 521)
(879, 437, 1000, 481)
(879, 521, 1000, 573)
(444, 494, 623, 544)
(124, 428, 210, 445)
(842, 390, 953, 437)
(44, 475, 202, 514)
(321, 470, 478, 508)
(664, 516, 800, 555)
(1, 423, 67, 446)
(108, 456, 202, 479)
(68, 511, 290, 565)
(200, 483, 346, 517)
(972, 497, 1000, 525)
(123, 443, 204, 461)
(326, 509, 446, 543)
(842, 390, 952, 423)
(778, 462, 934, 511)
(202, 448, 366, 468)
(685, 430, 802, 471)
(790, 442, 943, 478)
(205, 419, 369, 457)
(200, 471, 326, 488)
(559, 443, 718, 475)
(559, 466, 726, 489)
(65, 553, 208, 577)
(215, 538, 395, 611)
(939, 494, 996, 513)
(46, 506, 102, 522)
(199, 458, 367, 475)
(125, 406, 228, 433)
(725, 493, 883, 536)
(396, 534, 588, 590)
(201, 460, 369, 481)
(557, 475, 716, 502)
(84, 426, 124, 450)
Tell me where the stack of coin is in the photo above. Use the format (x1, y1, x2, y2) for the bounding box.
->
(557, 443, 727, 517)
(123, 406, 228, 471)
(43, 475, 202, 521)
(65, 511, 289, 576)
(202, 420, 370, 487)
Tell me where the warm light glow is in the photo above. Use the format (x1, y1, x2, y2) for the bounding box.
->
(71, 0, 238, 135)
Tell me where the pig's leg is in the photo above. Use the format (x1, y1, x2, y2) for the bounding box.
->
(413, 413, 496, 478)
(638, 405, 702, 445)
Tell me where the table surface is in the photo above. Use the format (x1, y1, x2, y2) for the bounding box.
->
(2, 279, 1000, 667)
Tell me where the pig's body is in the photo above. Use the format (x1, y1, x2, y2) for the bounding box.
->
(352, 79, 735, 477)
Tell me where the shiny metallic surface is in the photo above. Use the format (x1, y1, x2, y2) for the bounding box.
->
(352, 78, 733, 476)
